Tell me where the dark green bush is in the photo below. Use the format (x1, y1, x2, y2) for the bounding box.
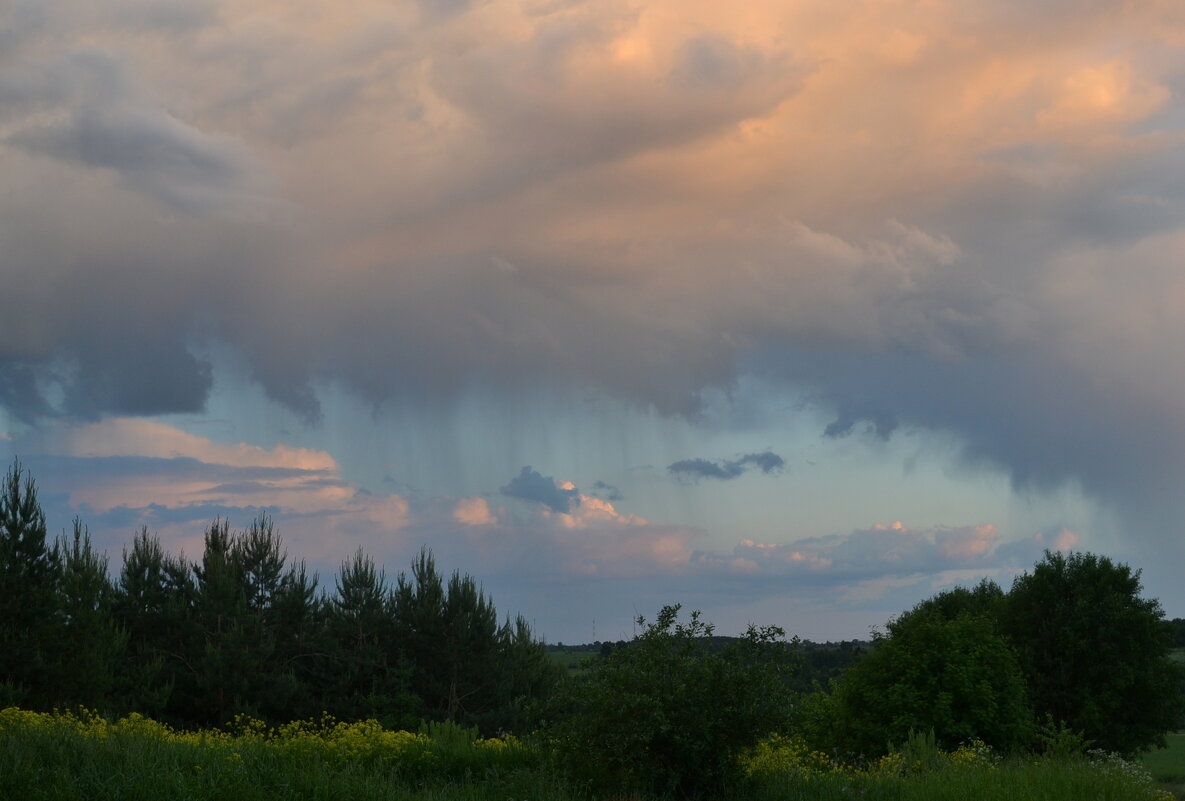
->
(819, 613, 1031, 758)
(549, 604, 797, 799)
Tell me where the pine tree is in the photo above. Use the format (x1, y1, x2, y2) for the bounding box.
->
(270, 557, 327, 721)
(233, 515, 301, 721)
(393, 548, 501, 728)
(490, 614, 563, 732)
(0, 459, 61, 708)
(51, 519, 127, 709)
(326, 548, 414, 726)
(113, 527, 196, 721)
(191, 519, 262, 725)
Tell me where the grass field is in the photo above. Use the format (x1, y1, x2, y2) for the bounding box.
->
(0, 708, 1177, 801)
(548, 647, 599, 674)
(1143, 731, 1185, 799)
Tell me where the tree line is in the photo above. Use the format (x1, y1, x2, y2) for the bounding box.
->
(3, 456, 1184, 798)
(0, 461, 560, 732)
(550, 558, 1185, 798)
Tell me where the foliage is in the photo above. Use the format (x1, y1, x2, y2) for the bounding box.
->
(9, 708, 1175, 801)
(1033, 714, 1093, 759)
(112, 525, 195, 719)
(1000, 550, 1185, 756)
(0, 707, 559, 801)
(393, 548, 500, 726)
(820, 612, 1031, 758)
(2, 707, 1179, 801)
(52, 520, 127, 708)
(886, 579, 1005, 635)
(323, 547, 415, 728)
(0, 461, 559, 733)
(550, 603, 797, 799)
(1164, 617, 1185, 648)
(0, 460, 61, 708)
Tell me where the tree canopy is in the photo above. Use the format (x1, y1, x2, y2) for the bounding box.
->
(1000, 550, 1184, 755)
(820, 602, 1030, 756)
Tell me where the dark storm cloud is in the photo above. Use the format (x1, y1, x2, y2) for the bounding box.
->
(752, 335, 1185, 550)
(5, 46, 264, 215)
(824, 403, 898, 440)
(668, 451, 785, 482)
(501, 466, 580, 513)
(2, 0, 1185, 583)
(11, 105, 259, 214)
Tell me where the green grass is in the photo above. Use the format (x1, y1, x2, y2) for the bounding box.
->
(746, 760, 1170, 801)
(1, 709, 1177, 801)
(548, 647, 599, 674)
(1143, 731, 1185, 799)
(0, 709, 573, 801)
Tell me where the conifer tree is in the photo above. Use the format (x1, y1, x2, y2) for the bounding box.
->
(270, 557, 327, 720)
(52, 519, 127, 709)
(490, 614, 563, 732)
(394, 548, 501, 728)
(0, 459, 61, 708)
(326, 548, 414, 726)
(191, 519, 264, 725)
(114, 527, 196, 720)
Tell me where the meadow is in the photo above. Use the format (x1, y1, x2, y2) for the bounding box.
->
(1143, 732, 1185, 799)
(1, 708, 1177, 801)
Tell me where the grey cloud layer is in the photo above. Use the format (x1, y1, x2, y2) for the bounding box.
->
(3, 0, 1185, 559)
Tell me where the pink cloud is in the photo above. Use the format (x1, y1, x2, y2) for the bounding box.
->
(453, 497, 495, 526)
(49, 418, 336, 471)
(937, 524, 1000, 559)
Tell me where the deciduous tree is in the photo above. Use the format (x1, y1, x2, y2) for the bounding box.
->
(824, 612, 1030, 756)
(1001, 550, 1184, 755)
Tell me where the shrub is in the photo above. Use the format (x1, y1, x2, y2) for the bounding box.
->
(549, 604, 797, 799)
(822, 614, 1031, 758)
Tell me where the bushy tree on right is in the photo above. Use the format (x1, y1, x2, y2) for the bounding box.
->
(1000, 550, 1183, 756)
(814, 550, 1184, 759)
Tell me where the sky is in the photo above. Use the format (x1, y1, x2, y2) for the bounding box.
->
(2, 0, 1184, 643)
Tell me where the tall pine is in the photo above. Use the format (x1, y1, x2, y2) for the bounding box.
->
(0, 460, 61, 708)
(51, 519, 126, 709)
(114, 527, 196, 720)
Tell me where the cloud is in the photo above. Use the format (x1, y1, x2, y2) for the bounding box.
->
(591, 480, 623, 501)
(11, 103, 263, 214)
(4, 46, 270, 215)
(0, 412, 1113, 641)
(668, 451, 785, 482)
(1, 0, 1184, 578)
(500, 466, 580, 513)
(47, 418, 337, 471)
(453, 496, 495, 526)
(687, 522, 1037, 607)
